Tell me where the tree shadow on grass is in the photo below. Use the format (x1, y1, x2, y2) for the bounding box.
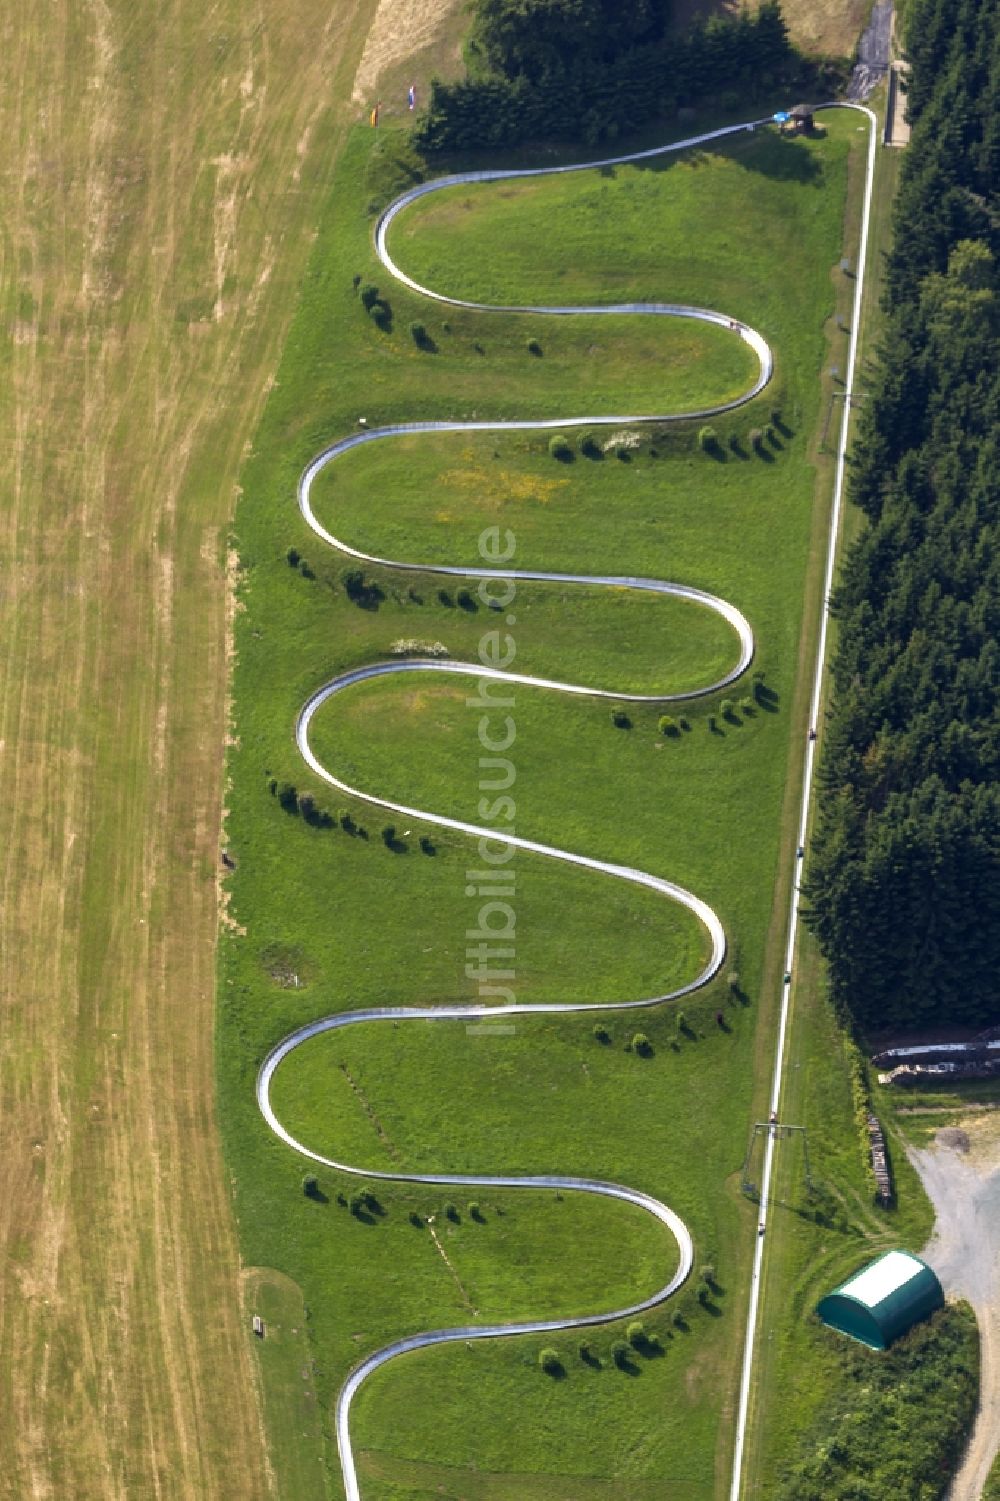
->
(633, 1338, 665, 1360)
(634, 132, 823, 187)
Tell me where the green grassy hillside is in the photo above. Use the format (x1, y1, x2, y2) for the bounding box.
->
(221, 113, 866, 1498)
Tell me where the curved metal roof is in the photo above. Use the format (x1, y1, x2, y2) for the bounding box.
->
(816, 1250, 944, 1349)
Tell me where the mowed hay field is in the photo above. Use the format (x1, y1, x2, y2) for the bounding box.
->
(221, 114, 871, 1498)
(0, 0, 391, 1495)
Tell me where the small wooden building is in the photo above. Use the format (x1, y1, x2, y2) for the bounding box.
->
(790, 104, 814, 133)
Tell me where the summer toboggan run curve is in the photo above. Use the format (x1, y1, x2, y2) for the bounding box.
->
(256, 114, 821, 1501)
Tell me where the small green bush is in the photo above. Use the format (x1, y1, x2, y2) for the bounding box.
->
(611, 709, 632, 729)
(302, 1174, 318, 1198)
(381, 825, 397, 848)
(409, 320, 428, 346)
(578, 431, 602, 458)
(286, 546, 300, 567)
(526, 337, 542, 355)
(698, 425, 717, 451)
(611, 1340, 630, 1369)
(409, 1211, 424, 1228)
(721, 698, 736, 720)
(749, 427, 764, 452)
(358, 282, 379, 310)
(539, 1347, 563, 1375)
(548, 434, 573, 461)
(444, 1202, 460, 1223)
(627, 1320, 646, 1347)
(592, 1024, 611, 1044)
(631, 1032, 652, 1057)
(658, 714, 680, 737)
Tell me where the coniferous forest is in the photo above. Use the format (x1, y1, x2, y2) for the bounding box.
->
(413, 0, 795, 150)
(804, 0, 1000, 1034)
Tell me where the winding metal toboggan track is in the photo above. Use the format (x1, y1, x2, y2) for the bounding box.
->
(256, 107, 876, 1501)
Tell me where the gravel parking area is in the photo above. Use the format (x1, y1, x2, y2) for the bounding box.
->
(909, 1117, 1000, 1498)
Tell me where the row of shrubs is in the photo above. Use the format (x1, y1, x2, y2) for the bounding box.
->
(698, 415, 784, 457)
(611, 697, 759, 734)
(303, 1179, 493, 1227)
(592, 990, 740, 1053)
(267, 778, 437, 854)
(355, 277, 552, 361)
(538, 1269, 722, 1375)
(288, 554, 480, 619)
(546, 414, 785, 466)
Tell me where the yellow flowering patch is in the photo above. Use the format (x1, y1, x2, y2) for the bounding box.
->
(440, 466, 570, 510)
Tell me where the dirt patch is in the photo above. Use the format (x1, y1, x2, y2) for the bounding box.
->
(352, 0, 464, 105)
(909, 1113, 1000, 1498)
(938, 1128, 971, 1155)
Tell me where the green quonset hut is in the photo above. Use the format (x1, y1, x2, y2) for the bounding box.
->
(817, 1250, 944, 1350)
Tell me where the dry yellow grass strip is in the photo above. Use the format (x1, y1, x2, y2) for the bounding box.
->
(0, 1, 374, 1495)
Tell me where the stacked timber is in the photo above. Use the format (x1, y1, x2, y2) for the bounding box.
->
(867, 1114, 893, 1206)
